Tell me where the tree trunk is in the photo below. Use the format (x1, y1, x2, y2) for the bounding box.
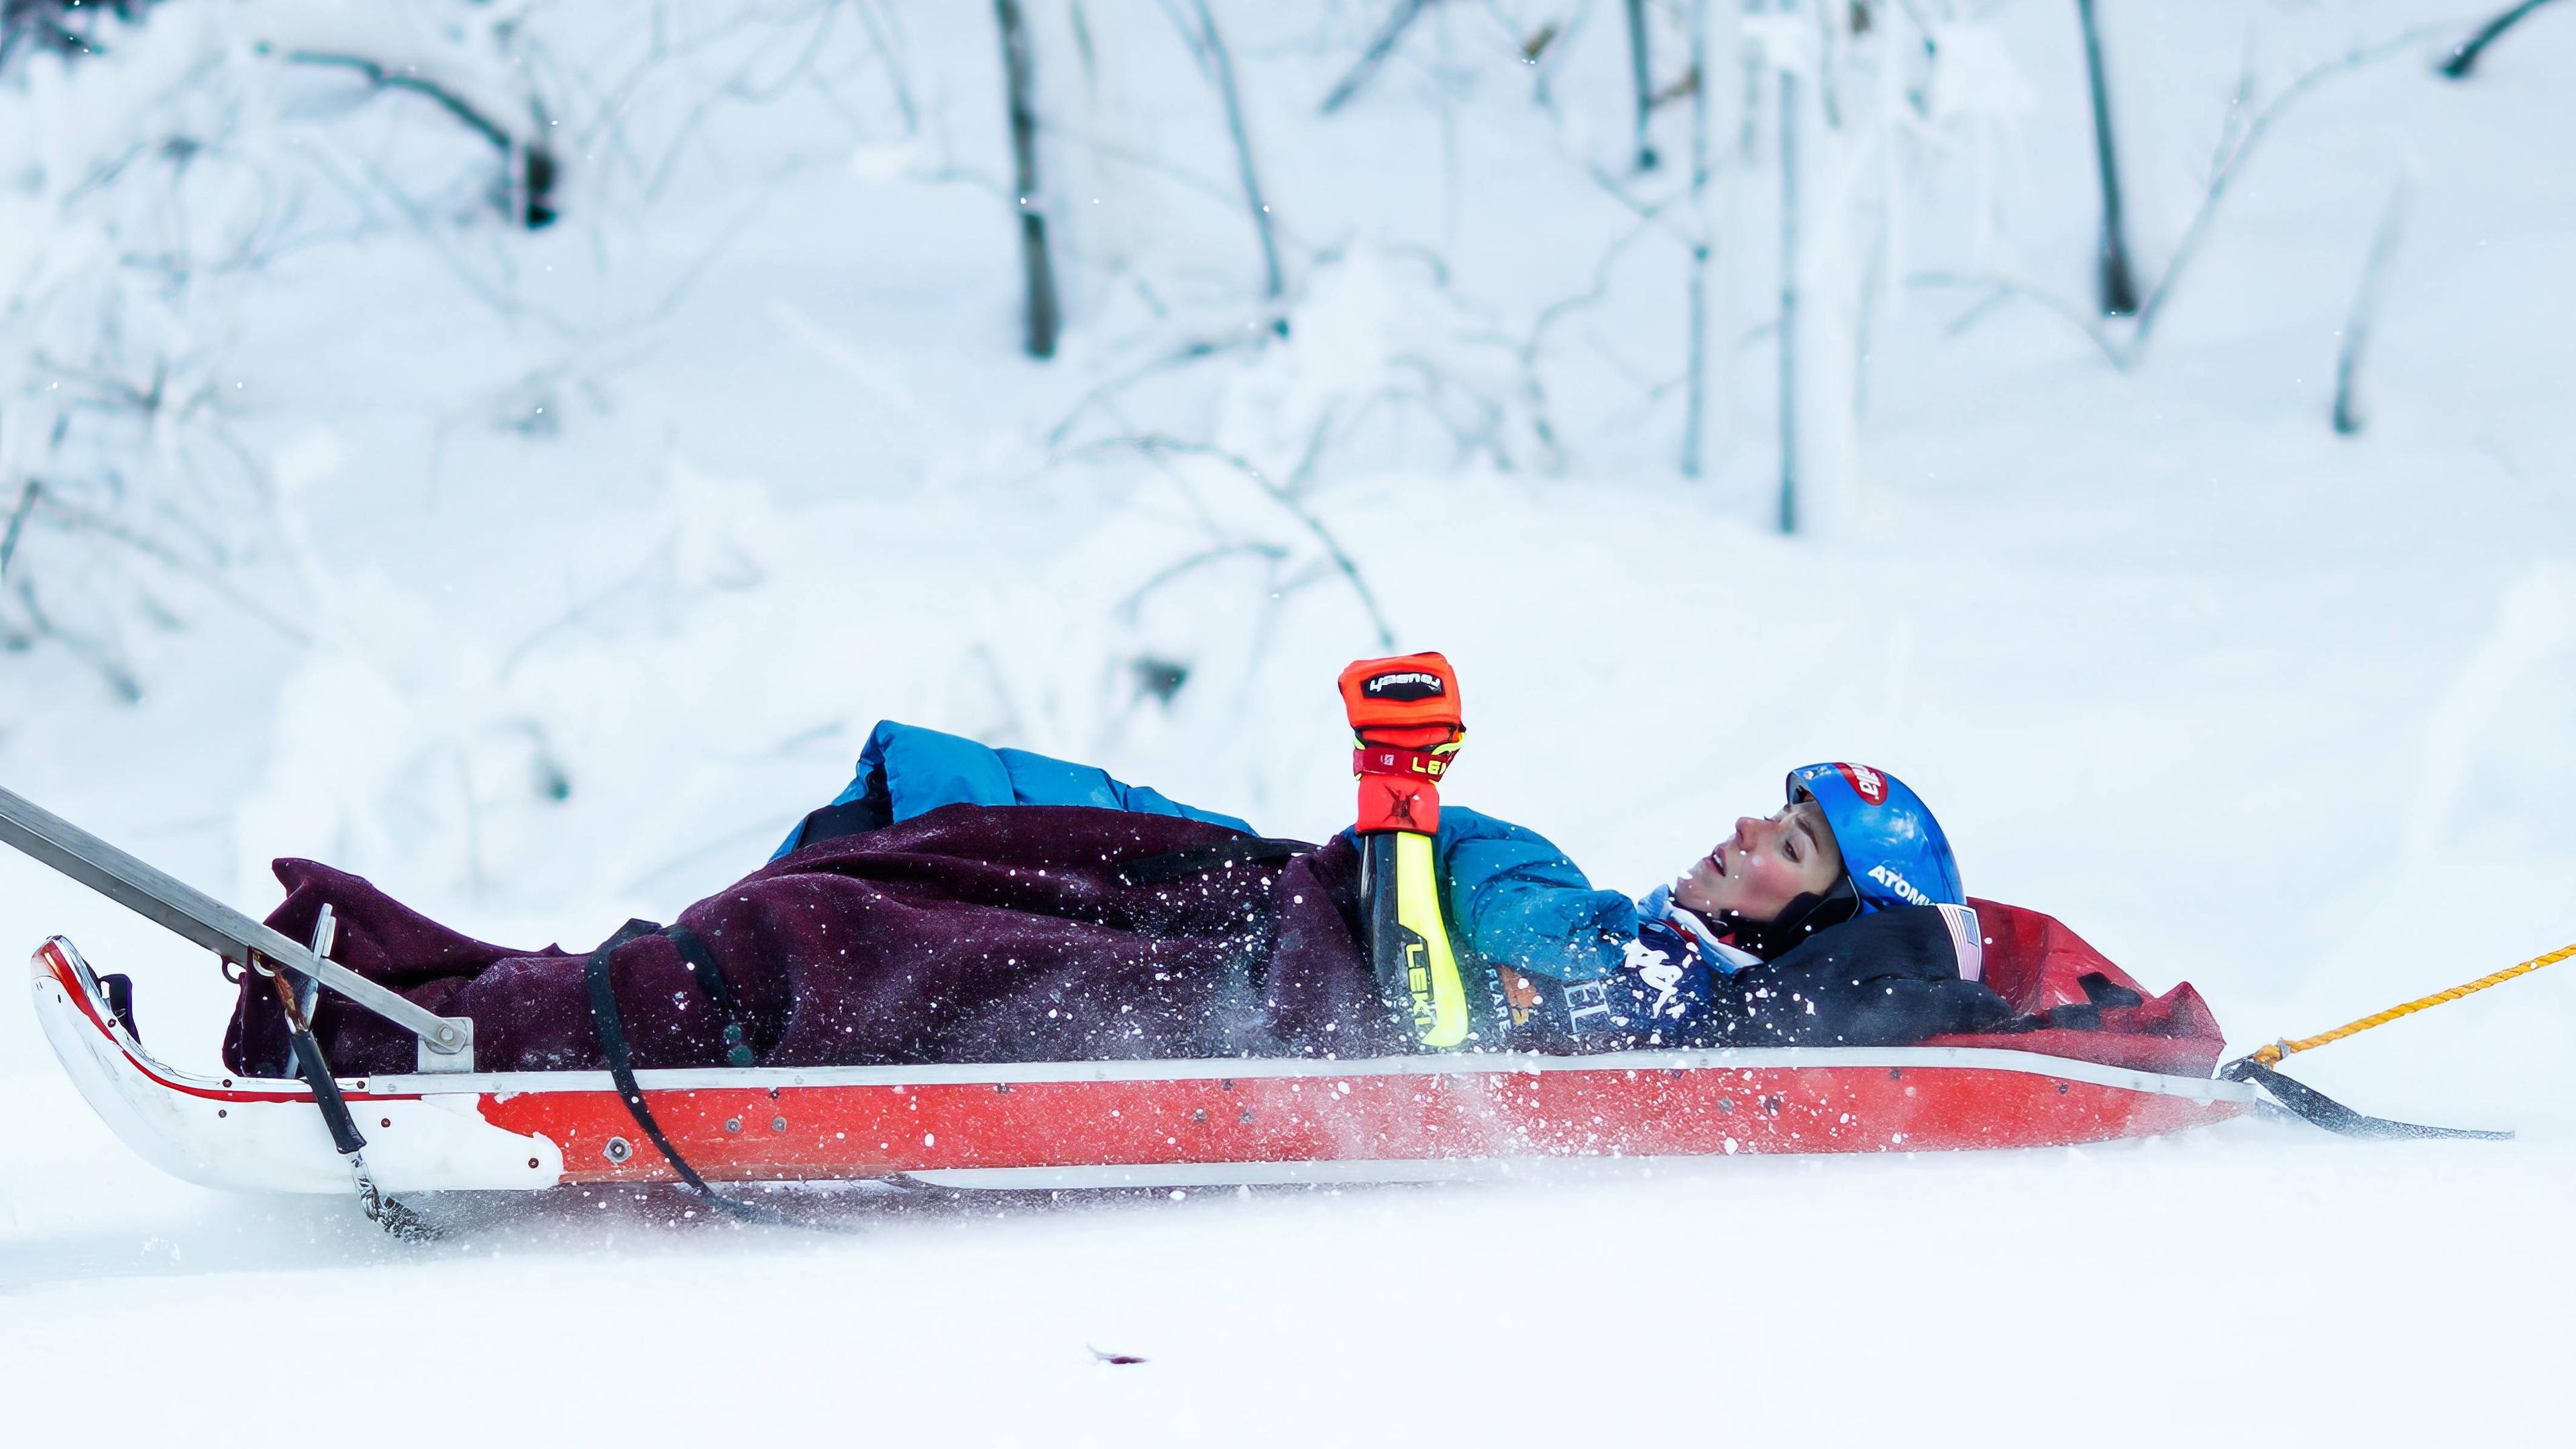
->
(1681, 0, 1713, 478)
(2076, 0, 2139, 316)
(994, 0, 1061, 359)
(1777, 63, 1801, 535)
(1625, 0, 1658, 170)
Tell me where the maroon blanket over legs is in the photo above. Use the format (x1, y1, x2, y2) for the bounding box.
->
(226, 805, 1395, 1077)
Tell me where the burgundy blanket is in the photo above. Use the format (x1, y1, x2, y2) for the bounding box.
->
(225, 805, 1399, 1077)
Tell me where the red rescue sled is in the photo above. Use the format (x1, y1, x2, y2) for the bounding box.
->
(32, 924, 2251, 1199)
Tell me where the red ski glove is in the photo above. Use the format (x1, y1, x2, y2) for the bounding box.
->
(1338, 651, 1464, 833)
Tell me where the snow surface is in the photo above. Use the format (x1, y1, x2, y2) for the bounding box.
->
(3, 2, 2572, 1441)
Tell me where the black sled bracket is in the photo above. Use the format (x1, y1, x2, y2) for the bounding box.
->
(0, 784, 476, 1072)
(2219, 1057, 2510, 1142)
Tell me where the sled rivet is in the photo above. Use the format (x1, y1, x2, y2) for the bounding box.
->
(604, 1136, 633, 1163)
(528, 1157, 541, 1169)
(2057, 1082, 2070, 1095)
(1240, 1108, 1256, 1124)
(1717, 1097, 1734, 1114)
(1888, 1069, 1902, 1081)
(380, 1118, 392, 1129)
(217, 1108, 228, 1119)
(1191, 1108, 1208, 1124)
(724, 1117, 744, 1134)
(771, 1116, 788, 1133)
(1762, 1096, 1783, 1116)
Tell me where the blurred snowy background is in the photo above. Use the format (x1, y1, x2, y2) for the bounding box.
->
(2, 1, 2571, 1442)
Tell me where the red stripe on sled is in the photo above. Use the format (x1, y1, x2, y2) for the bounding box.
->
(478, 1061, 2245, 1185)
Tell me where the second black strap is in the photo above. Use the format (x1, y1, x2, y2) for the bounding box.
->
(584, 918, 727, 1199)
(661, 922, 757, 1067)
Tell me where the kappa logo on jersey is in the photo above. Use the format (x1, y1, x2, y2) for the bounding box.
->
(1835, 763, 1888, 805)
(1624, 938, 1687, 1018)
(1364, 670, 1446, 700)
(1867, 863, 1931, 906)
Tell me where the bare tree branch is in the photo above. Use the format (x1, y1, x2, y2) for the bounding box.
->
(854, 0, 922, 131)
(269, 46, 560, 228)
(1171, 0, 1289, 325)
(1114, 541, 1291, 622)
(1073, 434, 1396, 649)
(2127, 23, 2455, 358)
(1044, 335, 1262, 447)
(0, 476, 40, 580)
(2333, 177, 2412, 436)
(1320, 0, 1434, 116)
(1908, 24, 2453, 374)
(15, 488, 313, 646)
(9, 576, 142, 703)
(1908, 271, 2127, 367)
(2439, 0, 2561, 79)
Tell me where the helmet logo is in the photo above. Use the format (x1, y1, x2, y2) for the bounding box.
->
(1867, 863, 1931, 906)
(1835, 763, 1887, 806)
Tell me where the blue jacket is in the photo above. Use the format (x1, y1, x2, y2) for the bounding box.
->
(771, 720, 1253, 861)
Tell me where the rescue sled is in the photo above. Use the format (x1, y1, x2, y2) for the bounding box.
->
(32, 932, 2254, 1197)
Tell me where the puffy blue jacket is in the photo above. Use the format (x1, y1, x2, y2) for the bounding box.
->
(771, 720, 1253, 861)
(1429, 807, 1642, 978)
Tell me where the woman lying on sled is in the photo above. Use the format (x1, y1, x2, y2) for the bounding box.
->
(226, 724, 2008, 1077)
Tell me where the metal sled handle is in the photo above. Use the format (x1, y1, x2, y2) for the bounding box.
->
(0, 784, 474, 1071)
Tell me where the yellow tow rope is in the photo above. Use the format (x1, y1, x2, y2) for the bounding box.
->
(2249, 941, 2576, 1067)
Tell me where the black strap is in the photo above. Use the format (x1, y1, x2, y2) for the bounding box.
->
(584, 921, 694, 1179)
(1115, 837, 1310, 886)
(583, 924, 869, 1233)
(584, 920, 812, 1225)
(661, 923, 756, 1067)
(2221, 1057, 2512, 1141)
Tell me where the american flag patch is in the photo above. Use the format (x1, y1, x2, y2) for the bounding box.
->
(1935, 903, 1983, 982)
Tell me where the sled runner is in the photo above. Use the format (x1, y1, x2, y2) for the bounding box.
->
(32, 932, 2255, 1195)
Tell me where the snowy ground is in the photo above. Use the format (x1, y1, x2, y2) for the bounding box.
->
(4, 2, 2573, 1441)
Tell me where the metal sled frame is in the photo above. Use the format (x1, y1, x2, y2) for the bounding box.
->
(34, 936, 2255, 1195)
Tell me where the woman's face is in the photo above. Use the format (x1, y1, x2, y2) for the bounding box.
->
(1672, 796, 1845, 924)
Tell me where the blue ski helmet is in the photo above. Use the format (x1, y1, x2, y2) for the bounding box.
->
(1786, 763, 1962, 913)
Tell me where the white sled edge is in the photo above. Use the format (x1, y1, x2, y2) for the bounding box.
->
(30, 936, 564, 1195)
